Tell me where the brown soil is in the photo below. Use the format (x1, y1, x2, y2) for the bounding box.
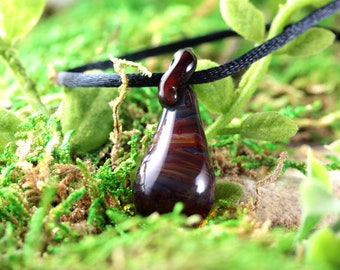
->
(219, 145, 340, 228)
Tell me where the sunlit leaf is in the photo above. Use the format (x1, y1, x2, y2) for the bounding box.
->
(296, 212, 322, 242)
(306, 227, 340, 267)
(220, 0, 265, 43)
(61, 87, 118, 153)
(0, 108, 22, 152)
(194, 60, 234, 114)
(307, 148, 332, 192)
(296, 181, 336, 241)
(0, 0, 45, 43)
(287, 0, 333, 8)
(296, 149, 340, 241)
(277, 28, 335, 56)
(300, 181, 339, 216)
(240, 112, 298, 141)
(325, 140, 340, 152)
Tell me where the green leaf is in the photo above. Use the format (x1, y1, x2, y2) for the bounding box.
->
(0, 0, 45, 43)
(239, 112, 298, 141)
(61, 87, 118, 153)
(206, 56, 271, 139)
(296, 150, 340, 241)
(219, 0, 265, 43)
(296, 182, 331, 241)
(296, 213, 322, 242)
(277, 28, 335, 56)
(287, 0, 333, 9)
(194, 60, 234, 114)
(0, 108, 22, 152)
(306, 227, 340, 268)
(300, 181, 340, 217)
(325, 139, 340, 152)
(215, 181, 243, 207)
(267, 0, 333, 40)
(307, 148, 332, 193)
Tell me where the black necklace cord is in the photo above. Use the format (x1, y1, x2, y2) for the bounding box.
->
(66, 27, 249, 73)
(57, 0, 340, 88)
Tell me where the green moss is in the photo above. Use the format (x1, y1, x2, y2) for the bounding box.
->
(215, 181, 243, 207)
(18, 214, 306, 270)
(1, 0, 340, 269)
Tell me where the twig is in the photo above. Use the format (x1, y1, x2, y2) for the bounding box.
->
(0, 39, 48, 114)
(254, 151, 288, 210)
(108, 56, 151, 167)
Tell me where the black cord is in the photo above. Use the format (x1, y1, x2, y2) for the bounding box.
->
(67, 27, 250, 73)
(57, 0, 340, 88)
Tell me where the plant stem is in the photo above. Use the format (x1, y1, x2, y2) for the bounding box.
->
(206, 57, 271, 140)
(206, 0, 319, 140)
(0, 39, 48, 114)
(267, 0, 323, 39)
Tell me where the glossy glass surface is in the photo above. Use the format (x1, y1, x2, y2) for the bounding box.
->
(133, 49, 215, 218)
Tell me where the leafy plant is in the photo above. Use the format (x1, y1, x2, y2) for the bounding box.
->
(0, 0, 47, 113)
(0, 0, 49, 158)
(295, 146, 340, 268)
(326, 139, 340, 152)
(0, 0, 339, 269)
(193, 0, 335, 142)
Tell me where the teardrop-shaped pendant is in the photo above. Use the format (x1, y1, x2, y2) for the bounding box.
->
(133, 49, 215, 218)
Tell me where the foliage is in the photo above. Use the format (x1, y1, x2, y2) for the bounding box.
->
(305, 227, 340, 268)
(296, 148, 336, 241)
(1, 210, 305, 270)
(296, 148, 340, 268)
(0, 108, 22, 152)
(325, 140, 340, 170)
(195, 60, 234, 114)
(220, 0, 265, 43)
(211, 134, 307, 174)
(214, 181, 243, 209)
(61, 87, 118, 153)
(0, 0, 339, 269)
(326, 139, 340, 152)
(0, 0, 45, 44)
(202, 0, 335, 140)
(277, 27, 335, 56)
(225, 112, 298, 141)
(0, 0, 46, 113)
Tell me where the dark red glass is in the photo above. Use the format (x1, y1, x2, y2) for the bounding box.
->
(133, 49, 215, 218)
